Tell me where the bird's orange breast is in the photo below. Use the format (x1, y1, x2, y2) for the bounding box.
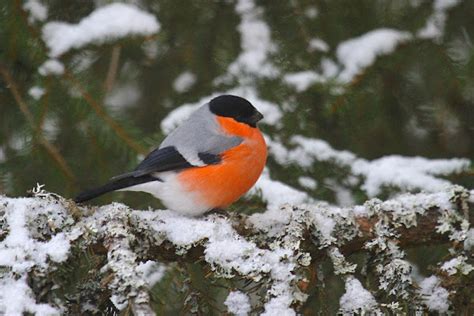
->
(177, 116, 267, 209)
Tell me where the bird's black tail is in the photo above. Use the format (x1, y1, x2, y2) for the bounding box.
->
(74, 175, 160, 203)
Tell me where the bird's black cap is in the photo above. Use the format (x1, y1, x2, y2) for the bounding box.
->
(209, 95, 263, 127)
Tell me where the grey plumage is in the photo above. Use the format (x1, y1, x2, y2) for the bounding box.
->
(160, 104, 242, 165)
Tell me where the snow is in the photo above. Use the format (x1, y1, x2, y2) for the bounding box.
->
(0, 197, 73, 315)
(464, 228, 474, 250)
(267, 135, 356, 168)
(352, 156, 470, 197)
(0, 198, 71, 273)
(336, 29, 412, 82)
(417, 0, 461, 40)
(339, 277, 377, 314)
(283, 71, 323, 92)
(267, 134, 470, 198)
(418, 276, 450, 313)
(250, 170, 310, 210)
(133, 210, 300, 314)
(23, 0, 48, 23)
(42, 3, 160, 57)
(324, 179, 355, 206)
(0, 182, 469, 314)
(434, 0, 461, 10)
(173, 71, 196, 93)
(441, 256, 474, 275)
(225, 0, 278, 78)
(135, 261, 166, 288)
(0, 276, 59, 315)
(298, 176, 317, 190)
(38, 59, 64, 76)
(105, 82, 140, 108)
(28, 86, 45, 100)
(308, 38, 329, 52)
(224, 291, 251, 316)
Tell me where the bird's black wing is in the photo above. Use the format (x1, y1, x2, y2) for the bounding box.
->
(111, 146, 220, 180)
(74, 146, 220, 203)
(111, 146, 192, 180)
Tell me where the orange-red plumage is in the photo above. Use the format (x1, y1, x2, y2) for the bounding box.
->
(178, 116, 267, 208)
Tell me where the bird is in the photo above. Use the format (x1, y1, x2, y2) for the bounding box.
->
(74, 95, 267, 216)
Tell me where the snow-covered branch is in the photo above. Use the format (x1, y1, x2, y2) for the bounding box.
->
(0, 185, 472, 315)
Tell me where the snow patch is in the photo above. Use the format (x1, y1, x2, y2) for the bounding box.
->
(418, 276, 450, 313)
(308, 38, 329, 52)
(298, 176, 317, 190)
(42, 3, 160, 57)
(339, 277, 377, 314)
(28, 86, 45, 100)
(23, 0, 48, 23)
(38, 59, 64, 76)
(284, 71, 323, 92)
(224, 291, 251, 316)
(417, 0, 461, 41)
(173, 71, 197, 93)
(337, 29, 412, 82)
(225, 0, 278, 78)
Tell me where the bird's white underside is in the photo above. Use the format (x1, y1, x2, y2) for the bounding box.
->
(119, 171, 210, 216)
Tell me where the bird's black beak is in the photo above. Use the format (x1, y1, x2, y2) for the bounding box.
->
(250, 111, 264, 126)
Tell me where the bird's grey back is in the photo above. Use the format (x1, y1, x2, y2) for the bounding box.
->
(160, 104, 242, 158)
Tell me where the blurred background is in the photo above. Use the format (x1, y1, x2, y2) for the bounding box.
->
(1, 0, 473, 313)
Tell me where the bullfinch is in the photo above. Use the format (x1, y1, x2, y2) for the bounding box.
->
(74, 95, 267, 216)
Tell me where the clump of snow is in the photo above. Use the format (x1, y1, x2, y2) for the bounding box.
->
(417, 0, 461, 41)
(267, 134, 470, 198)
(0, 276, 59, 315)
(38, 59, 64, 76)
(298, 176, 317, 190)
(225, 0, 278, 78)
(339, 277, 377, 314)
(250, 170, 310, 210)
(0, 198, 71, 273)
(173, 71, 196, 93)
(224, 291, 251, 316)
(418, 276, 450, 313)
(42, 3, 160, 57)
(28, 86, 45, 100)
(441, 256, 474, 275)
(283, 71, 323, 92)
(464, 228, 474, 250)
(23, 0, 48, 23)
(135, 261, 166, 288)
(352, 156, 470, 197)
(105, 82, 140, 109)
(308, 38, 329, 52)
(267, 135, 356, 168)
(336, 29, 412, 82)
(324, 179, 355, 206)
(142, 40, 159, 59)
(0, 195, 75, 315)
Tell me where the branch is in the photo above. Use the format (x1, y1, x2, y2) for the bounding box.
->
(0, 64, 76, 181)
(0, 186, 472, 314)
(64, 70, 147, 155)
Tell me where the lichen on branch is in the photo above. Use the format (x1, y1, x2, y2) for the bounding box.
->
(0, 185, 472, 315)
